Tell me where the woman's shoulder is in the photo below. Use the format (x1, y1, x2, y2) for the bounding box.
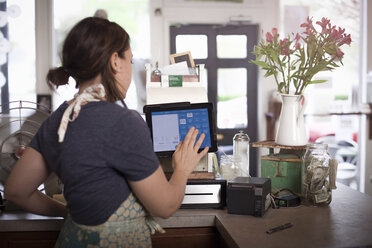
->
(88, 101, 144, 123)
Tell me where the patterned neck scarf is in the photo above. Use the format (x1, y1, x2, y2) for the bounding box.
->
(58, 84, 106, 143)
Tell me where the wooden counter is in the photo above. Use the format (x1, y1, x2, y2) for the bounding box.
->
(1, 183, 372, 248)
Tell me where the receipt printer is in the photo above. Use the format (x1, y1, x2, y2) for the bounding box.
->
(227, 177, 271, 217)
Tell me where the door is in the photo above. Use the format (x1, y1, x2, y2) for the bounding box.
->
(170, 24, 259, 176)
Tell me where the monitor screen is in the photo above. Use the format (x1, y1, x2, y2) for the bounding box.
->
(144, 102, 217, 157)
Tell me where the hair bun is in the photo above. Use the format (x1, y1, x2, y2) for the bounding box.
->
(46, 66, 70, 88)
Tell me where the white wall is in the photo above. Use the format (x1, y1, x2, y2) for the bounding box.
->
(35, 0, 54, 95)
(363, 0, 372, 195)
(149, 0, 280, 146)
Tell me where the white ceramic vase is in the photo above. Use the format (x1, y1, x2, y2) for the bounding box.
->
(275, 93, 307, 146)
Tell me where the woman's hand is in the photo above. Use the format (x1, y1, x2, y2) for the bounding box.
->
(129, 126, 210, 218)
(172, 127, 209, 177)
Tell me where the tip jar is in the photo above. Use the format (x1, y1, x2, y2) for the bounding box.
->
(302, 143, 332, 206)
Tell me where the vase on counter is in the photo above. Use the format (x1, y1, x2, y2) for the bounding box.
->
(275, 93, 307, 146)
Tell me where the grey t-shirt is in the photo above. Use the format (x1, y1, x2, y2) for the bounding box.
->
(29, 101, 159, 225)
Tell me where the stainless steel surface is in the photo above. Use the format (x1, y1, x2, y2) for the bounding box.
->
(183, 184, 221, 204)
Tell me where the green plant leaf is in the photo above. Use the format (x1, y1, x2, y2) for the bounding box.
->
(308, 80, 328, 84)
(264, 70, 274, 77)
(250, 60, 271, 69)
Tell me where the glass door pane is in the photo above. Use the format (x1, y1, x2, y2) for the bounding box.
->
(217, 68, 247, 129)
(217, 35, 247, 58)
(176, 35, 207, 59)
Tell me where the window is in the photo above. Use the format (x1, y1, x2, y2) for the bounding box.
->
(280, 1, 361, 142)
(176, 35, 208, 59)
(216, 35, 247, 58)
(280, 0, 361, 190)
(1, 1, 36, 105)
(217, 68, 247, 128)
(53, 0, 150, 111)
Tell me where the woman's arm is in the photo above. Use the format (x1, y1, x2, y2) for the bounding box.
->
(4, 147, 68, 218)
(129, 127, 209, 218)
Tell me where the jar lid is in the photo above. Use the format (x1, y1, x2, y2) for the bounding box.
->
(233, 130, 250, 141)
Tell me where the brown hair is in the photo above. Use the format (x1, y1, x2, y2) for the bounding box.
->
(46, 17, 130, 103)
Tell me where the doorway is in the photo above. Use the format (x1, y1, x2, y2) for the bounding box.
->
(170, 24, 259, 176)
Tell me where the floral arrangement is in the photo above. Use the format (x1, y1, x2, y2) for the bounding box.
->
(250, 17, 352, 95)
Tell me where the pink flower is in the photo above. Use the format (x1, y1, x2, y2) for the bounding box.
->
(266, 32, 274, 43)
(316, 17, 330, 34)
(279, 38, 290, 55)
(250, 16, 352, 95)
(338, 34, 352, 46)
(330, 27, 345, 42)
(265, 28, 278, 43)
(336, 47, 344, 58)
(300, 17, 315, 35)
(294, 33, 301, 49)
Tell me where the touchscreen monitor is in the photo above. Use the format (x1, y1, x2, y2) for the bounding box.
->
(143, 102, 217, 157)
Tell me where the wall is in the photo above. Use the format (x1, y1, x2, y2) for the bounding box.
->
(149, 0, 280, 150)
(364, 0, 372, 195)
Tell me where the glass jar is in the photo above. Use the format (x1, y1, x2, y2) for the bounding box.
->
(220, 155, 239, 181)
(233, 130, 250, 177)
(302, 143, 332, 206)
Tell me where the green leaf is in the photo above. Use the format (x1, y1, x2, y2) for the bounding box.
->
(250, 60, 271, 69)
(264, 70, 274, 77)
(308, 80, 328, 84)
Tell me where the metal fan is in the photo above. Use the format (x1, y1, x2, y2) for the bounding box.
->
(0, 100, 50, 192)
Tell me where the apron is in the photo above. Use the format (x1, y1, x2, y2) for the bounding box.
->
(54, 193, 163, 248)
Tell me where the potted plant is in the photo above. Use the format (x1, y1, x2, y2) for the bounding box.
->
(250, 17, 352, 146)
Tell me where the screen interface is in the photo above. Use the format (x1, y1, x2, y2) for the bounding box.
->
(151, 108, 212, 152)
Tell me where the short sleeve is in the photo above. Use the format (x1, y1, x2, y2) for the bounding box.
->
(28, 122, 43, 153)
(105, 110, 159, 181)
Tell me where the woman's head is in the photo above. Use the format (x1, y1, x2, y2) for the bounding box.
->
(47, 17, 131, 102)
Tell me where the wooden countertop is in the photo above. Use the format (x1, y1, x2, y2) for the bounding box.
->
(1, 183, 372, 248)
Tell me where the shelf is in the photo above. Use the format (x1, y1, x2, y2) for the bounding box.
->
(251, 140, 306, 150)
(304, 104, 372, 140)
(305, 111, 371, 116)
(146, 82, 204, 88)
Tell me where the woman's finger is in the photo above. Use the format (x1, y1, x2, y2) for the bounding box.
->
(175, 141, 183, 153)
(193, 133, 205, 151)
(188, 129, 199, 149)
(182, 126, 195, 147)
(198, 146, 209, 159)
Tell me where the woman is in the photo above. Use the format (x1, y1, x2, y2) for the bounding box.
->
(4, 17, 209, 247)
